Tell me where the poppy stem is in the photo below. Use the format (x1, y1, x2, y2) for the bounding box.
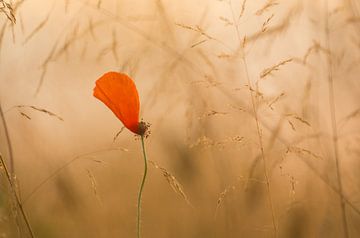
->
(137, 135, 148, 238)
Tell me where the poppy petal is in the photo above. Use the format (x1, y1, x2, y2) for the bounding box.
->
(94, 72, 140, 134)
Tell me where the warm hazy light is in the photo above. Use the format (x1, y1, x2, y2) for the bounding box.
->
(93, 71, 141, 135)
(1, 0, 359, 237)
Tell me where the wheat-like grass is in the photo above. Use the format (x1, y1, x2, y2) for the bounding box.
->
(148, 160, 192, 207)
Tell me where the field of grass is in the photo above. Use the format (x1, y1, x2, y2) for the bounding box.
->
(1, 0, 360, 237)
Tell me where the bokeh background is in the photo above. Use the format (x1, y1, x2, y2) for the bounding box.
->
(1, 0, 360, 237)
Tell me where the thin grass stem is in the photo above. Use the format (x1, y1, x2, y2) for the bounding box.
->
(0, 104, 35, 237)
(0, 155, 35, 238)
(324, 1, 349, 237)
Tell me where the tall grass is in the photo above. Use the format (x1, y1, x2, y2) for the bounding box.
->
(0, 0, 359, 237)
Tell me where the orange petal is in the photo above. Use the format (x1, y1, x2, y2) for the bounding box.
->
(94, 72, 140, 134)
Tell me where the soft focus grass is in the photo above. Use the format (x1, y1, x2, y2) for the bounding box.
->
(1, 0, 360, 237)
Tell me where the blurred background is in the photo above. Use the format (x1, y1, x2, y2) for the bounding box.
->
(1, 0, 360, 237)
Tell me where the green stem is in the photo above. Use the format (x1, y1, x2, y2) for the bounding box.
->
(137, 135, 148, 238)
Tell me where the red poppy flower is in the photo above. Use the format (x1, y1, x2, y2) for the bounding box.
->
(93, 71, 144, 135)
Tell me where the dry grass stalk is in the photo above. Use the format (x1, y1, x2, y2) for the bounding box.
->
(175, 23, 215, 41)
(225, 0, 278, 234)
(217, 52, 233, 59)
(260, 58, 293, 78)
(256, 0, 278, 16)
(23, 148, 128, 204)
(286, 113, 311, 127)
(111, 28, 119, 63)
(148, 160, 191, 206)
(113, 127, 125, 142)
(189, 136, 216, 148)
(190, 39, 207, 48)
(279, 166, 298, 199)
(340, 108, 360, 126)
(23, 12, 51, 44)
(286, 146, 322, 160)
(86, 169, 102, 204)
(214, 176, 266, 219)
(247, 85, 264, 99)
(228, 104, 246, 112)
(19, 111, 31, 120)
(219, 16, 233, 26)
(238, 0, 247, 21)
(268, 92, 285, 110)
(287, 120, 296, 131)
(190, 135, 245, 150)
(176, 22, 232, 51)
(244, 6, 300, 47)
(324, 2, 349, 237)
(300, 40, 329, 64)
(11, 105, 64, 121)
(0, 155, 35, 237)
(198, 110, 228, 120)
(261, 14, 274, 32)
(0, 0, 16, 24)
(200, 72, 219, 86)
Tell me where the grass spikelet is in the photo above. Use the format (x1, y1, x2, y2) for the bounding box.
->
(86, 169, 102, 204)
(113, 127, 125, 142)
(228, 104, 246, 112)
(238, 0, 247, 21)
(219, 16, 233, 26)
(286, 146, 322, 160)
(260, 58, 293, 78)
(198, 110, 228, 119)
(10, 105, 64, 121)
(175, 23, 215, 40)
(191, 39, 207, 48)
(256, 0, 278, 16)
(286, 113, 311, 127)
(19, 111, 31, 120)
(214, 176, 266, 219)
(0, 0, 16, 24)
(189, 136, 215, 148)
(261, 14, 275, 32)
(148, 160, 191, 206)
(217, 52, 232, 59)
(287, 120, 296, 131)
(268, 92, 285, 110)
